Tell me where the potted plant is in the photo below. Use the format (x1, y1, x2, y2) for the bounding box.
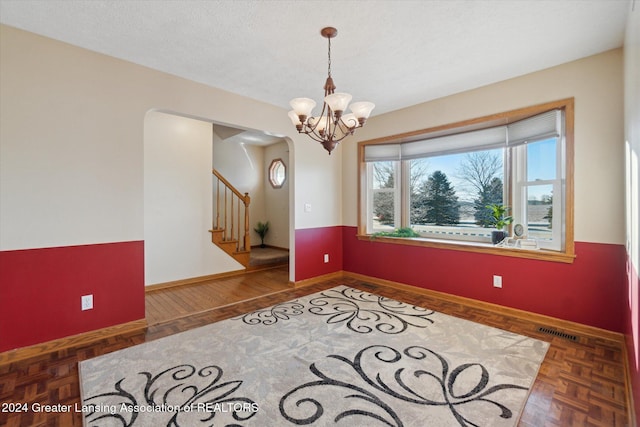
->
(254, 221, 270, 248)
(487, 204, 513, 244)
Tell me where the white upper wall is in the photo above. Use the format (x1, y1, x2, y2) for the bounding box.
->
(2, 24, 626, 254)
(0, 24, 343, 253)
(264, 141, 290, 249)
(144, 112, 242, 285)
(293, 138, 344, 229)
(344, 48, 625, 245)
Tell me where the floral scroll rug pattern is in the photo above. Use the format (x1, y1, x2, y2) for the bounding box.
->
(79, 285, 549, 426)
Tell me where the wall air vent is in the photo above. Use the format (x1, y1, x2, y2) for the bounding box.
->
(537, 326, 578, 342)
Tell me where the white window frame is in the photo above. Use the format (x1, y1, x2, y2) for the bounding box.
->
(512, 138, 564, 251)
(366, 161, 401, 233)
(268, 158, 287, 188)
(358, 99, 575, 263)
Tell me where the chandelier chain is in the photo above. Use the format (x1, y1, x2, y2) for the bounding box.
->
(327, 36, 332, 78)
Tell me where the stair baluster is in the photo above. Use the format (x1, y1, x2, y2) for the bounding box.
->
(210, 169, 251, 267)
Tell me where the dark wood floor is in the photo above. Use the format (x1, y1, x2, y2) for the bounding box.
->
(145, 266, 292, 325)
(0, 268, 631, 426)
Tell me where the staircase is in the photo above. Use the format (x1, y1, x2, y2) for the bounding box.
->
(209, 169, 251, 267)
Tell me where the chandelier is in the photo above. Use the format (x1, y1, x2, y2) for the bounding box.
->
(288, 27, 375, 154)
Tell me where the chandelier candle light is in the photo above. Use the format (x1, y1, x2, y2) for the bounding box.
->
(288, 27, 375, 154)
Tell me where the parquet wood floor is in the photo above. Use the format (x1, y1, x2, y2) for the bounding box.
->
(0, 270, 631, 426)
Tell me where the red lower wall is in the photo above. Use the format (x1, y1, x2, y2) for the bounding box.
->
(0, 241, 145, 353)
(295, 227, 344, 281)
(336, 226, 625, 332)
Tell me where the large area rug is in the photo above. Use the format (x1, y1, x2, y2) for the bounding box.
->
(79, 285, 549, 426)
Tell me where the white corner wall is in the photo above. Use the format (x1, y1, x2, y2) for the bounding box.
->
(264, 141, 290, 248)
(144, 112, 242, 285)
(294, 138, 344, 229)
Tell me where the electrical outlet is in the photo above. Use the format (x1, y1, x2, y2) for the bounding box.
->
(324, 253, 329, 263)
(493, 275, 502, 288)
(81, 294, 94, 311)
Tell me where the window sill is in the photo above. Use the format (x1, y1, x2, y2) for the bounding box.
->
(356, 234, 576, 264)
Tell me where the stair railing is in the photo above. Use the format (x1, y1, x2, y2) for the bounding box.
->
(212, 169, 251, 252)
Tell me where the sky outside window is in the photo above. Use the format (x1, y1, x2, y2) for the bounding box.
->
(527, 138, 556, 182)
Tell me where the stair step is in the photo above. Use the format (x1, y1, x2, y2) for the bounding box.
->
(209, 234, 249, 267)
(218, 239, 239, 246)
(232, 251, 250, 266)
(209, 230, 240, 247)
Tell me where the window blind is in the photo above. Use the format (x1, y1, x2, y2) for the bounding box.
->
(401, 126, 507, 160)
(507, 109, 561, 146)
(362, 109, 561, 162)
(363, 144, 401, 162)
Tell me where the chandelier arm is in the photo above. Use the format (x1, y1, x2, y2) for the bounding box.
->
(326, 116, 348, 143)
(312, 130, 349, 146)
(336, 118, 357, 133)
(337, 116, 357, 130)
(326, 119, 337, 143)
(299, 129, 350, 145)
(298, 118, 352, 146)
(299, 129, 327, 144)
(318, 101, 330, 122)
(303, 101, 330, 134)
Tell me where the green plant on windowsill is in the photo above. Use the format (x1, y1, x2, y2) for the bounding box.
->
(486, 204, 513, 244)
(371, 227, 420, 239)
(487, 203, 513, 230)
(254, 221, 270, 248)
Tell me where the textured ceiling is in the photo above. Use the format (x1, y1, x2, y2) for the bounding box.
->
(0, 0, 631, 117)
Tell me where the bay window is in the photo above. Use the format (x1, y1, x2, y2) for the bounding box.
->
(358, 99, 574, 262)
